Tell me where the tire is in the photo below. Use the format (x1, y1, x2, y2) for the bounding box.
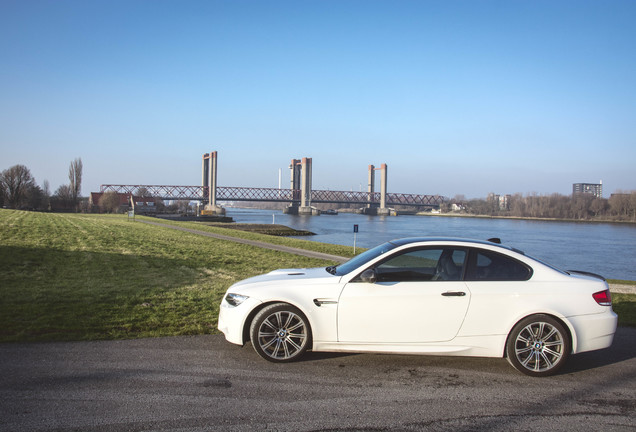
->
(250, 303, 311, 363)
(506, 314, 571, 377)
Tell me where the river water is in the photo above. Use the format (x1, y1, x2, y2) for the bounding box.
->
(225, 208, 636, 281)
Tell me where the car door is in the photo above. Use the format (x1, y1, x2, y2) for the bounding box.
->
(459, 248, 535, 335)
(337, 247, 471, 343)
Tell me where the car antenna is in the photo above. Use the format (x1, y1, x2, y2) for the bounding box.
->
(487, 237, 501, 244)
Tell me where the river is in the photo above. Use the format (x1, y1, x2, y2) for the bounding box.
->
(224, 208, 636, 281)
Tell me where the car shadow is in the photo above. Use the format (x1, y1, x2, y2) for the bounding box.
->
(559, 326, 636, 375)
(303, 326, 636, 375)
(302, 351, 357, 362)
(242, 327, 635, 375)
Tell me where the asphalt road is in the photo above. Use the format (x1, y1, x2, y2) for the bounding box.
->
(1, 328, 635, 432)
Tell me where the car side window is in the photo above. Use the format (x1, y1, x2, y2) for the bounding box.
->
(465, 249, 532, 281)
(374, 248, 467, 282)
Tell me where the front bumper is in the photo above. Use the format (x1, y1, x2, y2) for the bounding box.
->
(218, 297, 262, 346)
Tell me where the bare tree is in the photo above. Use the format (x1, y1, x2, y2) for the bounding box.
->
(68, 158, 83, 212)
(176, 200, 191, 214)
(0, 164, 36, 209)
(55, 184, 73, 202)
(589, 198, 607, 218)
(609, 193, 629, 217)
(99, 191, 121, 213)
(42, 179, 51, 210)
(42, 179, 50, 197)
(26, 184, 46, 210)
(136, 187, 152, 197)
(630, 192, 636, 221)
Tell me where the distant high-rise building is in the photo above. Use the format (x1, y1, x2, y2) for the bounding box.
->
(573, 181, 603, 198)
(487, 193, 511, 210)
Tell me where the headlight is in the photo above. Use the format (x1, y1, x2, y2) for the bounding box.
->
(225, 293, 249, 307)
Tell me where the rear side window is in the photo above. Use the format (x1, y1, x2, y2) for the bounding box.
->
(374, 248, 467, 282)
(465, 249, 532, 281)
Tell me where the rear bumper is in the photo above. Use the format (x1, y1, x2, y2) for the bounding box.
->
(568, 310, 618, 353)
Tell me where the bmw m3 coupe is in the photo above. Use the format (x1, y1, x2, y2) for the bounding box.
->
(218, 238, 617, 376)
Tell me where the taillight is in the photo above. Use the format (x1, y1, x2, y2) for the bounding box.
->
(592, 290, 612, 306)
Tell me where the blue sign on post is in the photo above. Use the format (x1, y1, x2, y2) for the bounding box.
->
(353, 224, 359, 233)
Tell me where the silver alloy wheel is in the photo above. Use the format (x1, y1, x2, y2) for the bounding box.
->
(513, 321, 564, 373)
(506, 315, 571, 376)
(256, 309, 308, 361)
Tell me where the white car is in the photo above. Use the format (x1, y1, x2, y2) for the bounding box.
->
(218, 238, 617, 376)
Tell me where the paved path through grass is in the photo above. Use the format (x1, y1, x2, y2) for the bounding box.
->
(609, 284, 636, 294)
(140, 220, 349, 264)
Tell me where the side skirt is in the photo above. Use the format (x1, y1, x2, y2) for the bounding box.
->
(313, 335, 506, 358)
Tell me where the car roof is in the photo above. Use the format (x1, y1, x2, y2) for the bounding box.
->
(388, 237, 526, 255)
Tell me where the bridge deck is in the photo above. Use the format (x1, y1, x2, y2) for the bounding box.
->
(99, 185, 445, 207)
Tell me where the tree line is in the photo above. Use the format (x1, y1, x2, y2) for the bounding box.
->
(444, 192, 636, 222)
(0, 159, 83, 212)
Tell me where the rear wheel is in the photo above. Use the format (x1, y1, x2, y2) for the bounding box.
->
(506, 315, 570, 377)
(250, 303, 311, 362)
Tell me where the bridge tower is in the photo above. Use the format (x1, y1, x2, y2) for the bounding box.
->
(365, 163, 389, 215)
(284, 157, 318, 215)
(202, 151, 225, 215)
(367, 164, 375, 210)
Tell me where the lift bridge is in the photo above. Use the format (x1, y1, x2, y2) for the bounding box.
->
(99, 152, 445, 215)
(98, 184, 445, 207)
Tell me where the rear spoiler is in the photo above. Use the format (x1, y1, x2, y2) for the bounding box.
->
(567, 270, 606, 281)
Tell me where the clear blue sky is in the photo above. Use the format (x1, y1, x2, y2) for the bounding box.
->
(1, 0, 635, 198)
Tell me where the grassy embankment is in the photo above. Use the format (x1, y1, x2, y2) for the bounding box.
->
(0, 210, 348, 343)
(0, 209, 634, 343)
(159, 218, 356, 258)
(610, 291, 636, 327)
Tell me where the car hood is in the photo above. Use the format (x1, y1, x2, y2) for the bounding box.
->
(228, 267, 339, 293)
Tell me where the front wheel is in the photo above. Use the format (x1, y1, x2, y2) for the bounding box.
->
(506, 315, 571, 377)
(250, 303, 311, 362)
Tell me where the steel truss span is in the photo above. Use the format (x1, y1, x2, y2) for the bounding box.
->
(99, 185, 445, 207)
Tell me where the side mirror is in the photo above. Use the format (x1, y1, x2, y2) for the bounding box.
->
(359, 269, 377, 283)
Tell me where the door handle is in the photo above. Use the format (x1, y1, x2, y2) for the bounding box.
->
(441, 291, 466, 297)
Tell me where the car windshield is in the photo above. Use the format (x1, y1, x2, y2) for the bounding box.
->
(327, 241, 399, 276)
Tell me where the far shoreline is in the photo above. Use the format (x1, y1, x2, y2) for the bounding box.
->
(411, 211, 636, 225)
(224, 205, 636, 225)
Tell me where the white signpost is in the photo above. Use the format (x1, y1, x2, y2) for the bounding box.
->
(353, 224, 359, 254)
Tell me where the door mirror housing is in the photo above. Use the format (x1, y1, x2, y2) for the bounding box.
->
(358, 268, 377, 283)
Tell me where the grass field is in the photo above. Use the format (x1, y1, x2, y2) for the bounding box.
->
(612, 294, 636, 327)
(0, 210, 335, 342)
(0, 209, 634, 343)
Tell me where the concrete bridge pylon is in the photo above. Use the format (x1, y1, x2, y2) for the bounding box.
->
(284, 157, 319, 215)
(365, 163, 389, 215)
(202, 151, 225, 215)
